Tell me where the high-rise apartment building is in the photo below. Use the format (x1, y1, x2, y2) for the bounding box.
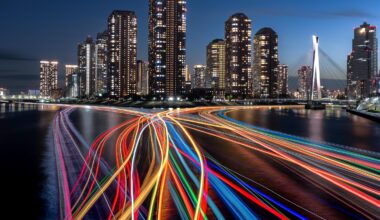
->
(193, 65, 207, 89)
(78, 37, 95, 97)
(298, 66, 312, 99)
(253, 28, 279, 98)
(277, 64, 288, 97)
(149, 0, 187, 97)
(137, 60, 149, 96)
(95, 31, 108, 96)
(185, 65, 191, 82)
(183, 65, 191, 94)
(40, 60, 58, 97)
(65, 65, 79, 98)
(207, 39, 226, 97)
(108, 10, 137, 98)
(347, 22, 378, 99)
(225, 13, 252, 97)
(65, 65, 78, 87)
(69, 73, 79, 98)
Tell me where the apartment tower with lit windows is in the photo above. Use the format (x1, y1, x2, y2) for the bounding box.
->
(95, 31, 109, 96)
(149, 0, 187, 98)
(253, 27, 279, 98)
(298, 66, 312, 100)
(65, 64, 78, 98)
(347, 22, 378, 99)
(225, 13, 252, 97)
(206, 39, 226, 97)
(107, 10, 137, 98)
(277, 64, 288, 97)
(193, 65, 207, 89)
(78, 37, 95, 97)
(40, 60, 58, 97)
(137, 60, 149, 95)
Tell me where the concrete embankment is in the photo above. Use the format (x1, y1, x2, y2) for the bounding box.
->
(347, 109, 380, 123)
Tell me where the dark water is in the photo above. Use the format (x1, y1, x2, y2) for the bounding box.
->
(0, 104, 129, 219)
(197, 107, 380, 219)
(227, 107, 380, 151)
(69, 108, 135, 166)
(1, 104, 379, 219)
(0, 103, 58, 219)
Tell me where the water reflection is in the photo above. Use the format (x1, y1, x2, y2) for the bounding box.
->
(0, 104, 57, 219)
(0, 103, 5, 114)
(228, 107, 380, 152)
(70, 109, 131, 165)
(0, 103, 62, 114)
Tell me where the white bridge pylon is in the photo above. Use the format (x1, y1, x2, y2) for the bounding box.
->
(311, 35, 321, 100)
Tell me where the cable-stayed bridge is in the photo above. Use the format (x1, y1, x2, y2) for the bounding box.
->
(288, 35, 347, 96)
(282, 35, 350, 110)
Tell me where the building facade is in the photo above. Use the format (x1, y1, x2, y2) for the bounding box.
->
(40, 60, 58, 97)
(207, 39, 226, 97)
(347, 22, 378, 99)
(298, 66, 312, 100)
(149, 0, 187, 97)
(137, 60, 149, 96)
(184, 65, 192, 94)
(108, 10, 137, 98)
(277, 64, 288, 97)
(65, 65, 79, 98)
(78, 37, 95, 97)
(95, 31, 108, 96)
(225, 13, 252, 97)
(69, 73, 79, 98)
(192, 65, 207, 89)
(65, 65, 78, 87)
(253, 28, 279, 98)
(185, 65, 191, 83)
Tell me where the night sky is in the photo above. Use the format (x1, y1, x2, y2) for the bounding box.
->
(0, 0, 379, 92)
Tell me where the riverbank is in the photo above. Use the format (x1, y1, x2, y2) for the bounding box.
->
(13, 99, 304, 108)
(347, 109, 380, 123)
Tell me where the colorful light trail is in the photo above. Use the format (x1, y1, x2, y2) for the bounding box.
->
(49, 105, 380, 219)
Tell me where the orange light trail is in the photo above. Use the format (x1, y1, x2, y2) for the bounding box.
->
(48, 105, 380, 219)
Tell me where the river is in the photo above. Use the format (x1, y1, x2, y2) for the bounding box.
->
(1, 104, 379, 219)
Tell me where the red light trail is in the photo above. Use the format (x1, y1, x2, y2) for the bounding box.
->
(48, 105, 380, 219)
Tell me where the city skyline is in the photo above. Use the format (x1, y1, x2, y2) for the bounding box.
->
(1, 2, 380, 219)
(1, 0, 380, 92)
